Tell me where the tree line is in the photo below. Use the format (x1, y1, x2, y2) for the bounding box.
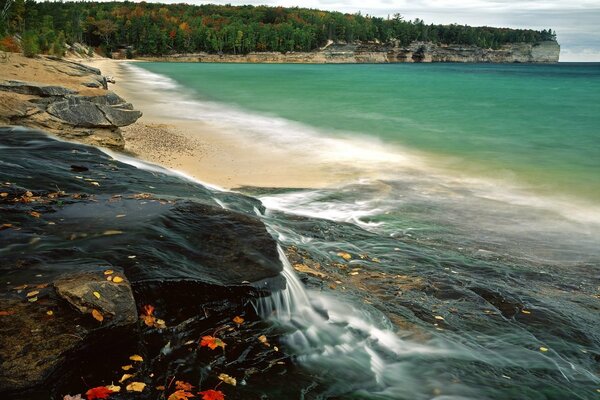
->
(0, 0, 558, 57)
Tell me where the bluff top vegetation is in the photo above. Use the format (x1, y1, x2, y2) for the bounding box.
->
(0, 0, 557, 57)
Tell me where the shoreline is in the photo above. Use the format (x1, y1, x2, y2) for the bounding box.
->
(83, 58, 375, 190)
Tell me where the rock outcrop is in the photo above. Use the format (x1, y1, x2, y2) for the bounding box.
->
(0, 128, 287, 398)
(141, 40, 560, 64)
(0, 55, 141, 149)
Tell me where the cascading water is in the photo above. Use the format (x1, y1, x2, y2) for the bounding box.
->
(252, 247, 470, 399)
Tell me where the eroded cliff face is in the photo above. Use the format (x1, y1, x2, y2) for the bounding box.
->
(141, 40, 560, 64)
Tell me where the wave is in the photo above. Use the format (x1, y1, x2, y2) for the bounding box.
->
(124, 62, 600, 228)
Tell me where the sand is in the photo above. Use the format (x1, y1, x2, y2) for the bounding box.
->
(81, 58, 342, 190)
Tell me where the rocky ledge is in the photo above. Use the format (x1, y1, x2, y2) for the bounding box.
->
(0, 55, 141, 149)
(0, 128, 288, 399)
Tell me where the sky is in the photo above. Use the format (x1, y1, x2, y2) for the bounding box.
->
(109, 0, 600, 61)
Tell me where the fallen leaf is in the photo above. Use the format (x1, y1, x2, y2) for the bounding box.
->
(0, 223, 12, 230)
(119, 374, 134, 383)
(198, 390, 225, 400)
(30, 211, 42, 218)
(258, 335, 270, 347)
(93, 291, 101, 299)
(26, 290, 39, 297)
(126, 382, 146, 392)
(156, 385, 166, 391)
(434, 316, 445, 321)
(105, 385, 120, 393)
(91, 309, 104, 322)
(175, 381, 194, 391)
(90, 182, 100, 186)
(46, 310, 54, 316)
(28, 296, 38, 302)
(232, 316, 244, 325)
(116, 214, 126, 218)
(103, 269, 114, 275)
(25, 191, 33, 197)
(129, 354, 143, 362)
(143, 304, 155, 316)
(539, 347, 549, 352)
(85, 386, 112, 400)
(168, 390, 195, 400)
(64, 394, 84, 400)
(0, 310, 15, 316)
(112, 276, 124, 283)
(106, 276, 113, 281)
(103, 230, 123, 236)
(337, 252, 352, 260)
(0, 192, 8, 197)
(521, 310, 531, 314)
(121, 365, 134, 371)
(218, 373, 236, 386)
(200, 336, 226, 350)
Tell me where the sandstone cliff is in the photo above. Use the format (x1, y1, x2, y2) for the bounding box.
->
(141, 40, 559, 64)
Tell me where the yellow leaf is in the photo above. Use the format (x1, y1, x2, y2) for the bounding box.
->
(106, 276, 113, 281)
(539, 347, 549, 352)
(90, 182, 100, 186)
(106, 384, 121, 393)
(218, 373, 237, 386)
(104, 269, 114, 275)
(26, 290, 39, 297)
(91, 309, 104, 322)
(28, 296, 38, 302)
(93, 291, 101, 299)
(46, 310, 54, 316)
(119, 373, 134, 383)
(129, 354, 143, 362)
(30, 211, 41, 218)
(126, 382, 146, 392)
(258, 335, 270, 347)
(337, 252, 352, 260)
(434, 316, 445, 321)
(103, 230, 123, 236)
(121, 365, 134, 371)
(232, 316, 244, 325)
(521, 310, 531, 314)
(113, 276, 124, 283)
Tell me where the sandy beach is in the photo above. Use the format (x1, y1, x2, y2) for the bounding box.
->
(82, 58, 349, 190)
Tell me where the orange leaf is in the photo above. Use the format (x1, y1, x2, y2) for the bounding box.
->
(175, 381, 194, 391)
(143, 304, 155, 316)
(30, 211, 41, 218)
(91, 309, 104, 322)
(168, 389, 195, 400)
(0, 310, 15, 316)
(198, 390, 224, 400)
(86, 386, 112, 399)
(200, 336, 226, 350)
(232, 316, 244, 325)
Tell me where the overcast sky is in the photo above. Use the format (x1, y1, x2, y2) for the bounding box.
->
(123, 0, 600, 61)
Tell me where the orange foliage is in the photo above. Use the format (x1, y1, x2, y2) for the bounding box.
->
(86, 386, 113, 400)
(198, 390, 224, 400)
(200, 336, 226, 350)
(0, 36, 20, 53)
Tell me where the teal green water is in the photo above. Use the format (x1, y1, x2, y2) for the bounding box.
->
(139, 62, 600, 202)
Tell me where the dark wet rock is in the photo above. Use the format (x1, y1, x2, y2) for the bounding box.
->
(0, 128, 286, 398)
(0, 80, 77, 97)
(54, 272, 137, 326)
(82, 80, 101, 88)
(70, 164, 89, 172)
(98, 103, 142, 127)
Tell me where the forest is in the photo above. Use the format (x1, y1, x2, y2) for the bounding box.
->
(0, 0, 557, 57)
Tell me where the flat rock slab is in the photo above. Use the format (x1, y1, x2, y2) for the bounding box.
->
(54, 272, 137, 326)
(0, 80, 77, 97)
(47, 97, 142, 127)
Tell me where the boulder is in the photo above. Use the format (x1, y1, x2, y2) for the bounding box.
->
(0, 80, 77, 97)
(46, 97, 142, 128)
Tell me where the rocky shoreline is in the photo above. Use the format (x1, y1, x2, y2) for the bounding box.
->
(0, 55, 141, 149)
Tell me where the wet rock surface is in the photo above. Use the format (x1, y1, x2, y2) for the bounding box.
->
(0, 128, 289, 399)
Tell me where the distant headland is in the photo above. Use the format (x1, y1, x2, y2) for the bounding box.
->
(1, 2, 559, 63)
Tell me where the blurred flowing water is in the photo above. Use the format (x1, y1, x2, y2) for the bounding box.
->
(125, 62, 600, 399)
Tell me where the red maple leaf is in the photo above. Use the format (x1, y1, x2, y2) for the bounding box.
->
(198, 390, 225, 400)
(199, 336, 226, 350)
(86, 386, 112, 400)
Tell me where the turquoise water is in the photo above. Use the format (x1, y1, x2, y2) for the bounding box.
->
(139, 62, 600, 202)
(130, 62, 600, 399)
